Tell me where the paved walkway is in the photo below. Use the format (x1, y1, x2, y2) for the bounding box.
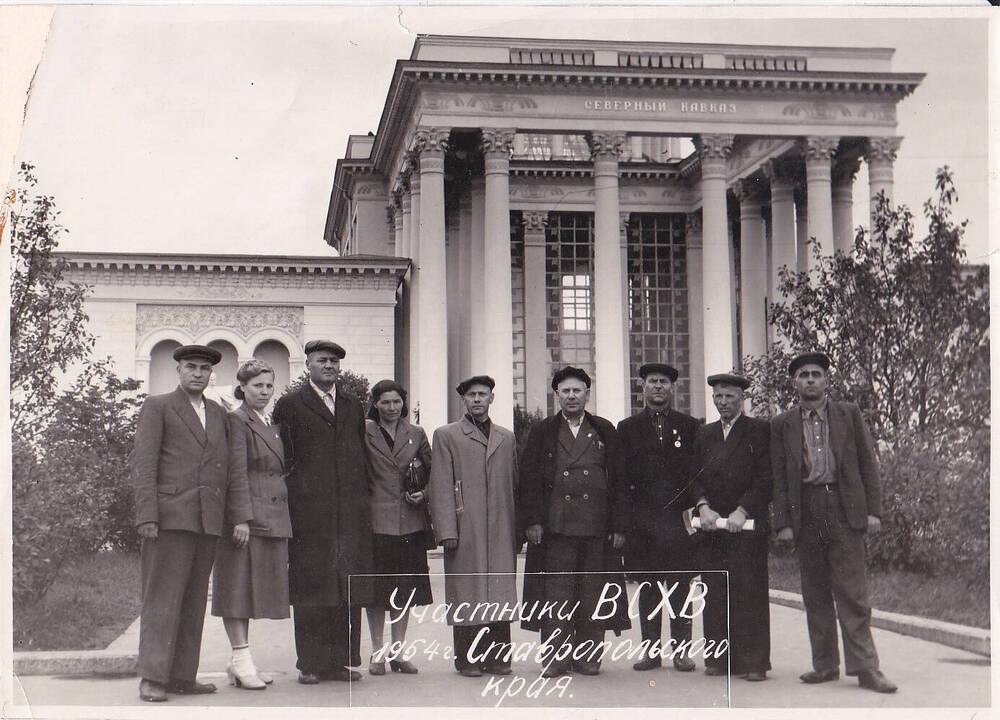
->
(9, 557, 990, 711)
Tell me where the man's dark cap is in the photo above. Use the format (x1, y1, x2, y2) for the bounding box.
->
(456, 375, 496, 396)
(173, 344, 222, 365)
(304, 340, 346, 359)
(707, 373, 751, 390)
(788, 352, 831, 376)
(639, 363, 679, 382)
(551, 366, 592, 391)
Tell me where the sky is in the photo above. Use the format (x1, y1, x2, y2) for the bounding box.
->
(12, 6, 991, 262)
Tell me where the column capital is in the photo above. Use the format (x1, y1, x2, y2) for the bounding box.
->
(685, 211, 703, 248)
(590, 132, 627, 159)
(865, 136, 903, 163)
(411, 127, 451, 157)
(802, 136, 839, 163)
(733, 177, 768, 205)
(480, 128, 516, 156)
(761, 157, 798, 186)
(522, 211, 548, 235)
(694, 134, 736, 161)
(832, 156, 862, 186)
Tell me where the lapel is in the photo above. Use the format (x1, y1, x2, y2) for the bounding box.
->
(557, 416, 576, 456)
(243, 404, 284, 468)
(567, 416, 595, 465)
(786, 407, 804, 472)
(485, 418, 505, 462)
(300, 382, 336, 425)
(460, 415, 488, 449)
(828, 401, 847, 468)
(394, 420, 418, 458)
(366, 419, 396, 462)
(721, 414, 748, 465)
(171, 387, 207, 446)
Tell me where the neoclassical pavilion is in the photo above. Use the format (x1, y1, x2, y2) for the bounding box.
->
(326, 35, 922, 432)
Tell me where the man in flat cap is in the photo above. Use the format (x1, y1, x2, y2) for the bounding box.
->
(771, 352, 896, 693)
(429, 376, 519, 677)
(617, 363, 700, 672)
(272, 340, 373, 683)
(519, 366, 630, 677)
(129, 345, 251, 702)
(691, 373, 771, 681)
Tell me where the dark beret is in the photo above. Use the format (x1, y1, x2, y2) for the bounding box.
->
(707, 373, 751, 390)
(639, 363, 679, 382)
(551, 366, 592, 391)
(788, 352, 831, 376)
(173, 344, 221, 365)
(304, 340, 346, 359)
(456, 375, 496, 396)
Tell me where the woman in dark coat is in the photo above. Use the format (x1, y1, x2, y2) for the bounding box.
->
(363, 380, 433, 676)
(212, 360, 292, 690)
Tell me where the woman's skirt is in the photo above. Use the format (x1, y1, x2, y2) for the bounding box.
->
(212, 534, 290, 619)
(369, 531, 433, 610)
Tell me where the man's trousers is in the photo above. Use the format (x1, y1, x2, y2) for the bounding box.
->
(293, 604, 363, 673)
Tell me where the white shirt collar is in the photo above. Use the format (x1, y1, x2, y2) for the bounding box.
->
(721, 411, 742, 428)
(309, 379, 337, 400)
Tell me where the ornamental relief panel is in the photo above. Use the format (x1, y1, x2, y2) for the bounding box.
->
(420, 92, 539, 113)
(137, 305, 304, 341)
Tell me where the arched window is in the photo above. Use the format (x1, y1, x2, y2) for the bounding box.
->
(149, 339, 182, 395)
(253, 340, 291, 393)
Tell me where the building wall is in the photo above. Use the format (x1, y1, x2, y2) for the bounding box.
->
(303, 304, 396, 385)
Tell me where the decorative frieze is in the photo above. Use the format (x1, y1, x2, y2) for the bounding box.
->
(137, 305, 304, 341)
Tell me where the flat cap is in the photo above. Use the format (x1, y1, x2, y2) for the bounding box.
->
(456, 375, 496, 396)
(551, 366, 592, 391)
(707, 373, 751, 390)
(639, 363, 679, 383)
(788, 352, 831, 376)
(173, 344, 222, 365)
(304, 340, 346, 359)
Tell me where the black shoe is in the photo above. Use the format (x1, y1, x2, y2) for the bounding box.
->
(458, 666, 483, 677)
(633, 657, 662, 672)
(298, 672, 321, 685)
(858, 669, 897, 694)
(389, 659, 418, 674)
(139, 679, 167, 702)
(800, 668, 840, 684)
(320, 667, 362, 682)
(704, 665, 727, 677)
(482, 663, 512, 675)
(673, 656, 696, 672)
(541, 663, 570, 678)
(745, 671, 767, 682)
(166, 679, 217, 695)
(572, 661, 600, 676)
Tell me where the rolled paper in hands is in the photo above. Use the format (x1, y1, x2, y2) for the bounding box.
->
(691, 517, 755, 531)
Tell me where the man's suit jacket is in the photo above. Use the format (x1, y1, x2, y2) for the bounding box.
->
(272, 382, 373, 607)
(770, 400, 882, 538)
(690, 415, 772, 523)
(129, 386, 251, 536)
(617, 407, 700, 545)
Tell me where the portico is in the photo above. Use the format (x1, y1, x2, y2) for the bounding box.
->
(326, 35, 921, 432)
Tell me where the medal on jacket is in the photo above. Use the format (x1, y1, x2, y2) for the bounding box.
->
(673, 428, 681, 448)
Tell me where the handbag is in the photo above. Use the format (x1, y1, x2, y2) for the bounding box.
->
(404, 457, 428, 494)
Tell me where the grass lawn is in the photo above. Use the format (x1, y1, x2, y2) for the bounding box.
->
(14, 551, 141, 652)
(769, 551, 989, 629)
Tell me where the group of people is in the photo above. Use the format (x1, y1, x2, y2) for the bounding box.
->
(129, 338, 898, 702)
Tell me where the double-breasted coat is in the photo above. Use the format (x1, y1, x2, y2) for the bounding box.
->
(428, 416, 518, 626)
(518, 412, 631, 633)
(272, 383, 374, 607)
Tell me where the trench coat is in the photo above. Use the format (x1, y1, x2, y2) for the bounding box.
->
(272, 383, 374, 607)
(428, 416, 518, 626)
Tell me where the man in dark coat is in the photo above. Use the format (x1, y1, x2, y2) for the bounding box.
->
(691, 373, 772, 681)
(272, 340, 374, 684)
(618, 362, 700, 672)
(519, 366, 630, 678)
(771, 352, 896, 694)
(129, 344, 252, 702)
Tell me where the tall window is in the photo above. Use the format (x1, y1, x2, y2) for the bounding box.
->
(546, 212, 595, 415)
(627, 214, 690, 414)
(510, 212, 527, 412)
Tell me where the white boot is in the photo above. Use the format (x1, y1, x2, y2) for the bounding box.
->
(227, 646, 266, 690)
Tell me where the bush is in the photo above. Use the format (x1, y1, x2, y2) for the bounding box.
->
(513, 405, 545, 460)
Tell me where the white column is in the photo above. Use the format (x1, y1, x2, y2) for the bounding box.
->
(480, 128, 516, 430)
(408, 169, 422, 410)
(398, 173, 413, 395)
(803, 136, 839, 271)
(832, 156, 860, 255)
(446, 209, 462, 422)
(694, 133, 736, 421)
(551, 133, 565, 160)
(620, 212, 631, 398)
(467, 179, 487, 372)
(457, 192, 473, 383)
(522, 211, 549, 415)
(866, 136, 902, 219)
(591, 132, 630, 423)
(629, 135, 643, 161)
(763, 159, 797, 330)
(736, 178, 768, 365)
(685, 212, 705, 420)
(414, 127, 450, 433)
(795, 187, 809, 275)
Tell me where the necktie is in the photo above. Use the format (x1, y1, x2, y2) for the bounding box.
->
(323, 393, 336, 416)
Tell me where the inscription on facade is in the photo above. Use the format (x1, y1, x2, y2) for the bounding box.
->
(584, 99, 738, 114)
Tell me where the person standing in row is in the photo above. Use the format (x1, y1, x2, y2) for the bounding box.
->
(429, 376, 519, 678)
(771, 352, 897, 694)
(273, 340, 374, 684)
(212, 360, 292, 690)
(363, 380, 433, 676)
(519, 367, 630, 678)
(130, 345, 251, 702)
(691, 373, 772, 681)
(618, 363, 700, 673)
